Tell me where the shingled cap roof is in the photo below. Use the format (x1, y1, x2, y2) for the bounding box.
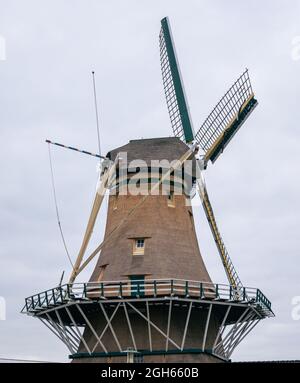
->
(106, 137, 195, 167)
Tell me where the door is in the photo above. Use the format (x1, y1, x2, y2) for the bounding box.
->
(130, 275, 145, 297)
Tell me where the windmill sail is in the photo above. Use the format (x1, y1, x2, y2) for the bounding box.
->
(159, 17, 194, 143)
(195, 69, 258, 166)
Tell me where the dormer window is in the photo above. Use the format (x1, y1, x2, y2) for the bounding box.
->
(133, 238, 145, 255)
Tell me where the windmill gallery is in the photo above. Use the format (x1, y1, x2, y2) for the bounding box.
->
(22, 17, 274, 363)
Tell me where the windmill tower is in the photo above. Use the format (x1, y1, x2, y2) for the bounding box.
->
(23, 17, 273, 363)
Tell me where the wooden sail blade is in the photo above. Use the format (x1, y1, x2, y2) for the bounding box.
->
(196, 161, 244, 294)
(68, 162, 116, 283)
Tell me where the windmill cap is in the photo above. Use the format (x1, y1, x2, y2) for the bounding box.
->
(106, 137, 194, 166)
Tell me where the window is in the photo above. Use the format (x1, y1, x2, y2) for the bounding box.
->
(136, 239, 144, 248)
(133, 238, 145, 255)
(167, 191, 175, 207)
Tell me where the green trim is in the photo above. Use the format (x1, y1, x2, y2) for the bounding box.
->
(110, 178, 194, 195)
(125, 166, 185, 173)
(206, 97, 258, 164)
(161, 17, 194, 143)
(69, 348, 219, 359)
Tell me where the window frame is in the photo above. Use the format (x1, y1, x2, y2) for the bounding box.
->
(133, 238, 145, 255)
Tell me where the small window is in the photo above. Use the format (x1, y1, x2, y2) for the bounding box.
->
(136, 239, 144, 248)
(133, 238, 145, 255)
(167, 191, 175, 207)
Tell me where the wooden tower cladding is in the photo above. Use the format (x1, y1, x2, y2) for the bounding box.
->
(90, 138, 211, 283)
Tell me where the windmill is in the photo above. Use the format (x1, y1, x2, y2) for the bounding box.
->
(22, 17, 273, 363)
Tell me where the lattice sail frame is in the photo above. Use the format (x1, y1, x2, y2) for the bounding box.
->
(194, 69, 258, 165)
(159, 17, 194, 143)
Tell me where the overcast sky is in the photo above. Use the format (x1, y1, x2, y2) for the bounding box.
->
(0, 0, 299, 362)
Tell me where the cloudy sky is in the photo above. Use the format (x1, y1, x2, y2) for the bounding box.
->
(0, 0, 299, 362)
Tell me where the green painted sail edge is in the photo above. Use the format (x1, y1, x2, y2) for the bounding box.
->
(161, 17, 194, 143)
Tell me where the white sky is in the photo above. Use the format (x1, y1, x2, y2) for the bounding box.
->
(0, 0, 300, 362)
